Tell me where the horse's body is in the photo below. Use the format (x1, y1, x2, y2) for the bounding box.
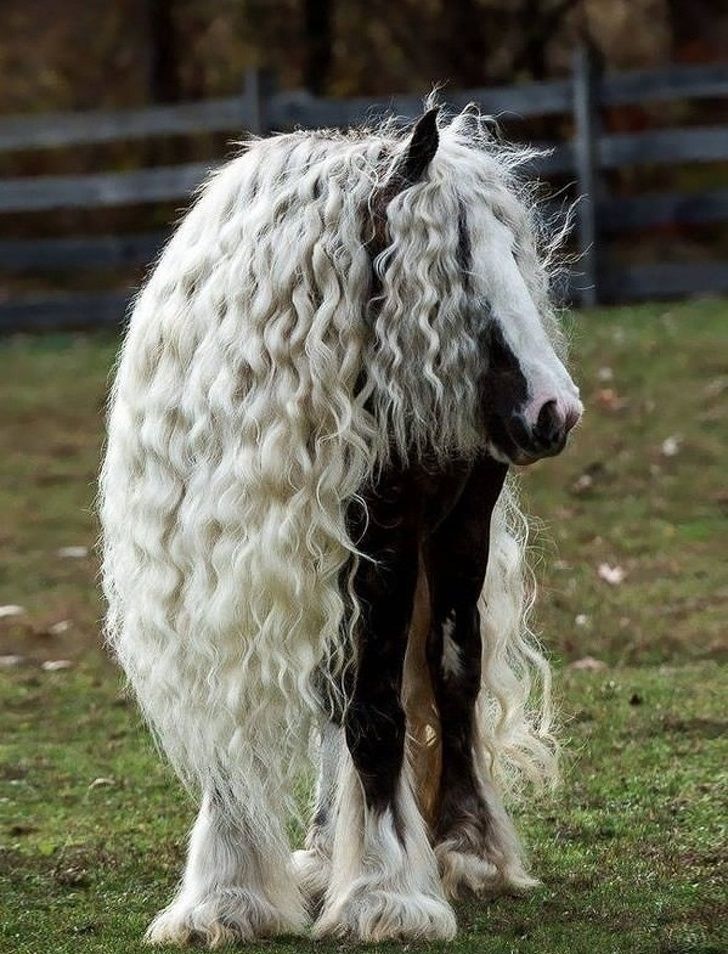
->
(100, 107, 582, 945)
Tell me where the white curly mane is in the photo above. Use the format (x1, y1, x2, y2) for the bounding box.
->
(99, 109, 561, 849)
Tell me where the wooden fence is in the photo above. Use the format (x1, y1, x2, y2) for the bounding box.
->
(0, 48, 727, 331)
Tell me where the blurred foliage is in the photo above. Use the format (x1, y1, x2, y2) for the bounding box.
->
(0, 0, 726, 113)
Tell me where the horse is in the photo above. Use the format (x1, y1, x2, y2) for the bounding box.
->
(99, 104, 582, 946)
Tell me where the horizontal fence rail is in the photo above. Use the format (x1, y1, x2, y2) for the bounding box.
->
(0, 162, 211, 212)
(0, 68, 267, 151)
(0, 290, 131, 333)
(601, 262, 728, 301)
(0, 98, 245, 152)
(2, 63, 726, 153)
(0, 51, 726, 331)
(600, 187, 728, 233)
(0, 232, 166, 269)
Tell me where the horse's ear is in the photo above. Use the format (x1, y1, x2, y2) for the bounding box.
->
(369, 108, 441, 251)
(396, 107, 440, 186)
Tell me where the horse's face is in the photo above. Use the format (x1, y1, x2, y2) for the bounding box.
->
(382, 108, 582, 466)
(469, 206, 582, 466)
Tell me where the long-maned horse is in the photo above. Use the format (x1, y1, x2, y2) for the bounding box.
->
(100, 105, 582, 946)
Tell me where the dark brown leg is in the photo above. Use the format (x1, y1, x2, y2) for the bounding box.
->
(344, 466, 420, 814)
(424, 455, 535, 896)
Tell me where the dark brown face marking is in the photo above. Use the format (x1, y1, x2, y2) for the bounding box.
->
(479, 321, 531, 462)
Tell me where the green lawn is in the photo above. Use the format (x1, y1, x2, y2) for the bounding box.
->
(1, 299, 726, 953)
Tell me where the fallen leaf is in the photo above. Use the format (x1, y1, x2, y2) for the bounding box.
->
(56, 546, 88, 559)
(88, 777, 115, 789)
(595, 388, 627, 412)
(41, 659, 74, 671)
(703, 376, 727, 399)
(47, 620, 71, 636)
(0, 605, 25, 619)
(0, 654, 25, 668)
(571, 473, 593, 494)
(574, 614, 590, 628)
(55, 867, 88, 887)
(571, 461, 608, 496)
(569, 656, 608, 672)
(661, 435, 682, 458)
(598, 563, 626, 585)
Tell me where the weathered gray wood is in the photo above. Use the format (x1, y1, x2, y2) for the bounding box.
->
(601, 62, 728, 107)
(0, 99, 245, 152)
(0, 232, 167, 269)
(601, 187, 728, 233)
(572, 45, 601, 307)
(448, 80, 572, 117)
(267, 82, 573, 132)
(243, 68, 266, 135)
(0, 290, 131, 332)
(600, 125, 728, 168)
(267, 91, 424, 129)
(0, 62, 724, 154)
(601, 262, 728, 301)
(529, 142, 575, 175)
(0, 162, 212, 212)
(267, 64, 726, 130)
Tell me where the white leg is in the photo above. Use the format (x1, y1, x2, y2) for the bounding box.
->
(314, 750, 456, 942)
(291, 721, 342, 907)
(146, 792, 307, 947)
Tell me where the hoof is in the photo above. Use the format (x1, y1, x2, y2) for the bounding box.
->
(145, 887, 307, 947)
(436, 841, 539, 900)
(291, 847, 330, 913)
(313, 886, 457, 942)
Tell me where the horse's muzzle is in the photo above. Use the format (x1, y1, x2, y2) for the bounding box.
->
(504, 399, 582, 465)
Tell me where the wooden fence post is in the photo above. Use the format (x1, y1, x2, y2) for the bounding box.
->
(572, 43, 602, 307)
(242, 67, 275, 136)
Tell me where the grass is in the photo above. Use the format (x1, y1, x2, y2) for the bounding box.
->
(1, 298, 727, 953)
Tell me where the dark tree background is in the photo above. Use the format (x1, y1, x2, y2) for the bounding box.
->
(0, 0, 725, 113)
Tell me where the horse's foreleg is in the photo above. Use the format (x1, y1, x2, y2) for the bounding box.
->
(314, 473, 456, 942)
(146, 790, 307, 946)
(425, 455, 536, 898)
(291, 720, 343, 910)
